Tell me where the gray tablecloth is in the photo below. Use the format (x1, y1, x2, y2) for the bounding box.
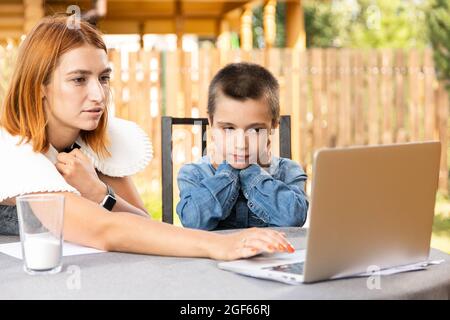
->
(1, 228, 449, 300)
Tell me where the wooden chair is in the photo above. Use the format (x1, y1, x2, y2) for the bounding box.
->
(161, 115, 291, 224)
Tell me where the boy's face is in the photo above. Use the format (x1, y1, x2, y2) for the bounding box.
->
(210, 93, 275, 170)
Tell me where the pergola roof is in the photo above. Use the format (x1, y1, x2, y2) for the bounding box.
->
(45, 0, 258, 17)
(0, 0, 305, 48)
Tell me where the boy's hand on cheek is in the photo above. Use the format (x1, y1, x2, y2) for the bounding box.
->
(257, 142, 272, 168)
(209, 142, 224, 169)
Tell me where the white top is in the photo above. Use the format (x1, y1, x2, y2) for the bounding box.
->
(0, 117, 153, 203)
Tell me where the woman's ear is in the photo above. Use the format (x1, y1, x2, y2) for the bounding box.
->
(40, 85, 47, 100)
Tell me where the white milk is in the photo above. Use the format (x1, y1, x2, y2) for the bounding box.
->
(23, 232, 62, 270)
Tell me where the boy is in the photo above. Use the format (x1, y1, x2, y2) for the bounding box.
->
(176, 62, 309, 230)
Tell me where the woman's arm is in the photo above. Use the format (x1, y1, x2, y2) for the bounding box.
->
(97, 173, 149, 218)
(0, 198, 15, 206)
(55, 149, 148, 218)
(54, 192, 294, 260)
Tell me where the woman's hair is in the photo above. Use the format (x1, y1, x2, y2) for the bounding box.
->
(0, 15, 110, 157)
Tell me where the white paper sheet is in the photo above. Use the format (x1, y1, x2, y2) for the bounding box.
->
(0, 241, 105, 260)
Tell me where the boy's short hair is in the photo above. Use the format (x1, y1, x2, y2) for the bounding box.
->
(207, 62, 280, 127)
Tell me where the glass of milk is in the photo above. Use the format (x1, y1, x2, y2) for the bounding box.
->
(16, 194, 64, 275)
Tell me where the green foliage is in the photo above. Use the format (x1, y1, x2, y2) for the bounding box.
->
(304, 0, 344, 47)
(141, 190, 163, 220)
(348, 0, 428, 48)
(427, 0, 450, 91)
(303, 0, 429, 49)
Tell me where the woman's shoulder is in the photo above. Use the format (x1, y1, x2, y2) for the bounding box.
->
(0, 126, 40, 159)
(77, 117, 153, 177)
(0, 126, 23, 147)
(0, 126, 80, 203)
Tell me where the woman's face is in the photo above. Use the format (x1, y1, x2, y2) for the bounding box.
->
(42, 45, 111, 132)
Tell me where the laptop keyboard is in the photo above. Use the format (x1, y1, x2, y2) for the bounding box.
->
(264, 262, 305, 275)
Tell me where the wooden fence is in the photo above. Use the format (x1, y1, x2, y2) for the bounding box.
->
(107, 48, 449, 200)
(1, 46, 448, 209)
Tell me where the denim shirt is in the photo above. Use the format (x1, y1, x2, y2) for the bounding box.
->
(176, 156, 309, 230)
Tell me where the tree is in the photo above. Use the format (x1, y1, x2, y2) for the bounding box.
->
(304, 0, 345, 47)
(302, 0, 429, 49)
(427, 0, 450, 91)
(347, 0, 428, 49)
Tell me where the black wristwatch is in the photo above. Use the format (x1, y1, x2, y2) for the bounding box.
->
(101, 184, 116, 211)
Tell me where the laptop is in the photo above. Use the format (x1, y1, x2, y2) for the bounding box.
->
(218, 141, 441, 284)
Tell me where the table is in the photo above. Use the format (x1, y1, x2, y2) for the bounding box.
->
(1, 228, 449, 299)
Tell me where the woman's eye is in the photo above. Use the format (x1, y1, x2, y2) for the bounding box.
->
(100, 76, 110, 83)
(223, 127, 234, 132)
(72, 77, 86, 84)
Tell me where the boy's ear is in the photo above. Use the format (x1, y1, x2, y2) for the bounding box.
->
(272, 119, 280, 129)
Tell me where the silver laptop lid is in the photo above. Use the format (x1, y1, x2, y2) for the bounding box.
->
(303, 141, 441, 283)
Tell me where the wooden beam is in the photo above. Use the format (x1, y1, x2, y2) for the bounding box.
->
(99, 18, 220, 35)
(24, 0, 44, 34)
(0, 17, 24, 29)
(184, 19, 217, 36)
(98, 20, 142, 34)
(0, 3, 24, 15)
(0, 30, 23, 39)
(144, 19, 176, 34)
(175, 0, 183, 48)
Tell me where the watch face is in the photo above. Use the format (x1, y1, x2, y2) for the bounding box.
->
(103, 195, 116, 211)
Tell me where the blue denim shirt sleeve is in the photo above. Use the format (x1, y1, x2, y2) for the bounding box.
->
(176, 162, 240, 230)
(239, 159, 309, 227)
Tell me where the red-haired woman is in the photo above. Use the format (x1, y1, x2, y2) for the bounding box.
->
(0, 15, 293, 260)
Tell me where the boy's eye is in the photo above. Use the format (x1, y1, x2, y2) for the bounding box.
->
(247, 128, 260, 134)
(223, 127, 234, 132)
(247, 128, 266, 135)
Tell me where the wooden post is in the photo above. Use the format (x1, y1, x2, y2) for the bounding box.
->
(286, 0, 306, 50)
(23, 0, 44, 34)
(263, 0, 277, 49)
(380, 49, 394, 144)
(437, 84, 449, 194)
(217, 20, 231, 51)
(408, 50, 420, 141)
(175, 0, 183, 49)
(394, 49, 407, 143)
(424, 48, 436, 141)
(367, 50, 379, 145)
(240, 5, 253, 51)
